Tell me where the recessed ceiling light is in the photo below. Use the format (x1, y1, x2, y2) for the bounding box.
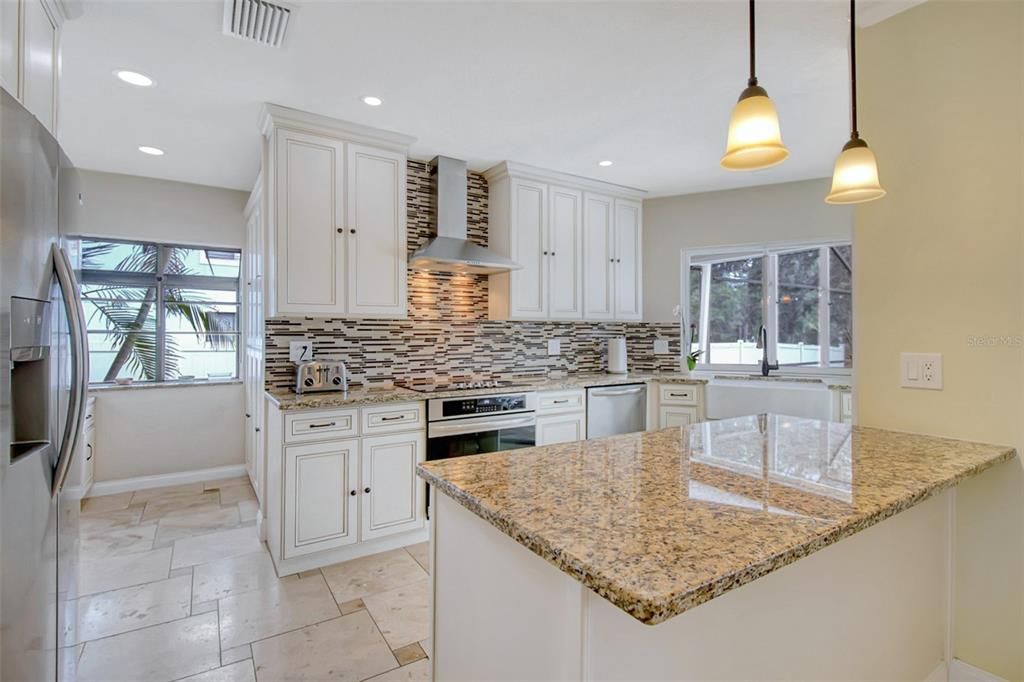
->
(114, 70, 154, 87)
(362, 96, 383, 107)
(138, 146, 164, 156)
(598, 160, 613, 167)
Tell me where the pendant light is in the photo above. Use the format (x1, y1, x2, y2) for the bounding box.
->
(826, 0, 886, 204)
(721, 0, 789, 171)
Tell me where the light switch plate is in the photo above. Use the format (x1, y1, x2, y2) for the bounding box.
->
(289, 340, 314, 363)
(900, 352, 942, 390)
(547, 339, 561, 356)
(653, 339, 670, 355)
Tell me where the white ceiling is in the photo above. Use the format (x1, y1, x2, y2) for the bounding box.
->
(58, 0, 919, 198)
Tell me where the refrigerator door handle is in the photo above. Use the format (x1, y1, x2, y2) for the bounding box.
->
(52, 244, 89, 496)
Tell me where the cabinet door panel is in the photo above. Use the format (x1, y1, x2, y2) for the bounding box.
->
(509, 179, 548, 319)
(659, 406, 698, 428)
(284, 439, 358, 558)
(275, 131, 345, 315)
(613, 199, 642, 320)
(0, 0, 19, 95)
(360, 432, 424, 541)
(548, 186, 583, 319)
(583, 193, 615, 320)
(347, 144, 407, 316)
(23, 0, 55, 132)
(536, 413, 585, 446)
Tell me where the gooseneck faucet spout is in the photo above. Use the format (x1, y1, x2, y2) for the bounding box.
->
(756, 325, 779, 377)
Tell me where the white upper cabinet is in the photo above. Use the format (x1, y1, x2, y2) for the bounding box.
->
(486, 162, 645, 322)
(582, 192, 615, 320)
(614, 198, 643, 321)
(6, 0, 63, 135)
(0, 0, 20, 95)
(548, 186, 583, 320)
(260, 105, 414, 319)
(346, 144, 407, 317)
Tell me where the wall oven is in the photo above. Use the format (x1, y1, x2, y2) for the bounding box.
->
(426, 392, 538, 461)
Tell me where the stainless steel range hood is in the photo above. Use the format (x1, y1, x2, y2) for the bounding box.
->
(408, 156, 521, 275)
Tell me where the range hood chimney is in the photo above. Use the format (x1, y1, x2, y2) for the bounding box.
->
(408, 156, 521, 275)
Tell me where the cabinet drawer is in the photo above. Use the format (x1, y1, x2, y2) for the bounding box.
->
(659, 384, 698, 406)
(537, 389, 586, 415)
(361, 402, 424, 434)
(284, 409, 359, 443)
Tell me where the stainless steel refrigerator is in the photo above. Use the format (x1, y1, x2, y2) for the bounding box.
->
(0, 87, 89, 681)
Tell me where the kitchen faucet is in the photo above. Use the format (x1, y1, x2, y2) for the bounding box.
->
(756, 325, 779, 377)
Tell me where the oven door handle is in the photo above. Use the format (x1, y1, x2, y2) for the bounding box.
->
(429, 415, 536, 438)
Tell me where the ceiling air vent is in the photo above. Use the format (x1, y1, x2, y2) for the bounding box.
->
(222, 0, 292, 48)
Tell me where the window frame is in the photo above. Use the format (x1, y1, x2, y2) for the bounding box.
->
(680, 239, 853, 377)
(76, 236, 242, 386)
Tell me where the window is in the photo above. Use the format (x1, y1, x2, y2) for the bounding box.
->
(79, 238, 241, 384)
(684, 242, 853, 370)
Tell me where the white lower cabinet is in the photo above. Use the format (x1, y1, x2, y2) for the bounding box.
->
(536, 413, 586, 446)
(267, 399, 426, 573)
(284, 439, 359, 558)
(360, 432, 425, 541)
(658, 405, 699, 428)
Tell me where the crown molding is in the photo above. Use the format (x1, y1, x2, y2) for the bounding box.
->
(482, 161, 647, 200)
(258, 103, 416, 151)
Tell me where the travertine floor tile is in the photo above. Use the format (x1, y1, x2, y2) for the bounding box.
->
(251, 611, 396, 682)
(339, 598, 366, 615)
(363, 579, 431, 650)
(76, 611, 220, 682)
(130, 482, 205, 503)
(81, 492, 133, 514)
(142, 490, 221, 522)
(218, 573, 340, 650)
(78, 546, 171, 595)
(80, 523, 156, 558)
(154, 504, 241, 546)
(392, 642, 427, 666)
(181, 660, 256, 682)
(321, 548, 427, 605)
(171, 525, 263, 569)
(193, 599, 218, 615)
(219, 484, 257, 505)
(221, 643, 252, 666)
(192, 551, 278, 604)
(67, 574, 191, 644)
(365, 658, 431, 682)
(78, 506, 144, 535)
(205, 476, 251, 491)
(405, 542, 430, 574)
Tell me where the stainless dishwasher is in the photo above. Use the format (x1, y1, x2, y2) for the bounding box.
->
(586, 384, 647, 438)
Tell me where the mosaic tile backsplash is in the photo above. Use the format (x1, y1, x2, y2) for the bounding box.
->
(265, 160, 680, 389)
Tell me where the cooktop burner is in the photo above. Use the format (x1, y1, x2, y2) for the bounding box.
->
(399, 379, 522, 394)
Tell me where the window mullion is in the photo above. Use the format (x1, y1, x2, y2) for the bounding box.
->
(765, 252, 779, 365)
(156, 245, 168, 381)
(699, 264, 711, 362)
(819, 247, 830, 368)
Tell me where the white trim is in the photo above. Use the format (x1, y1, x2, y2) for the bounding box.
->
(268, 526, 428, 576)
(88, 464, 247, 497)
(482, 161, 647, 200)
(258, 103, 416, 150)
(949, 659, 1010, 682)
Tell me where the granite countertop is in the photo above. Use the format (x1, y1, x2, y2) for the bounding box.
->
(266, 372, 706, 411)
(417, 415, 1015, 625)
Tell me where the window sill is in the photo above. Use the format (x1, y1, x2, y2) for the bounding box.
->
(89, 378, 242, 393)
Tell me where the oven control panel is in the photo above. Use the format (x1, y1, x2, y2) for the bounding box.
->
(442, 394, 528, 418)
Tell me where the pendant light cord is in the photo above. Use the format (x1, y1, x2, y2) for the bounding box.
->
(850, 0, 859, 139)
(748, 0, 758, 87)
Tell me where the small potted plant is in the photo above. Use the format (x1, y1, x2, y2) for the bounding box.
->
(686, 323, 703, 372)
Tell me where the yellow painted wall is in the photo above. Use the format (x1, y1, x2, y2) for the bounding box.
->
(855, 2, 1024, 678)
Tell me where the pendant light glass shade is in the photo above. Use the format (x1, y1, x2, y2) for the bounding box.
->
(721, 86, 790, 170)
(825, 137, 886, 204)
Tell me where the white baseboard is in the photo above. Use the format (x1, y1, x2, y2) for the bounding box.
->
(948, 659, 1010, 682)
(89, 464, 247, 497)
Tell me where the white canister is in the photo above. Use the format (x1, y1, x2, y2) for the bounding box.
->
(607, 337, 628, 374)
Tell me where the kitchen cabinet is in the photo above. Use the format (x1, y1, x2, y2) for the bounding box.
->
(654, 382, 704, 428)
(283, 438, 359, 558)
(65, 396, 95, 500)
(359, 431, 424, 541)
(259, 105, 413, 319)
(485, 162, 645, 322)
(658, 405, 699, 427)
(243, 177, 265, 507)
(264, 398, 427, 574)
(22, 0, 56, 133)
(536, 413, 586, 446)
(0, 0, 19, 95)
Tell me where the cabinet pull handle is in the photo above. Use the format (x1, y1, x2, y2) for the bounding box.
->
(364, 487, 371, 494)
(552, 399, 569, 404)
(380, 415, 405, 421)
(669, 393, 687, 398)
(85, 444, 93, 461)
(349, 490, 357, 496)
(307, 422, 336, 429)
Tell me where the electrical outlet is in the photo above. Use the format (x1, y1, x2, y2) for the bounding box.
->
(900, 352, 942, 390)
(289, 340, 314, 363)
(654, 339, 670, 355)
(547, 339, 561, 356)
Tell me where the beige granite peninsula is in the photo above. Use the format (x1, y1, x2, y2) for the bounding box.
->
(418, 415, 1018, 681)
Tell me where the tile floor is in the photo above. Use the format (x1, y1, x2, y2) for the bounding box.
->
(73, 477, 431, 682)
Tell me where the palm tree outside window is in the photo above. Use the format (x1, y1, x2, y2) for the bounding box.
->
(78, 238, 241, 384)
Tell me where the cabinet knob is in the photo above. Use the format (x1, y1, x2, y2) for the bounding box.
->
(609, 258, 615, 263)
(336, 228, 343, 234)
(551, 251, 556, 256)
(245, 413, 251, 418)
(350, 228, 356, 235)
(543, 251, 548, 256)
(364, 487, 371, 494)
(349, 490, 357, 497)
(255, 427, 261, 433)
(617, 258, 622, 263)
